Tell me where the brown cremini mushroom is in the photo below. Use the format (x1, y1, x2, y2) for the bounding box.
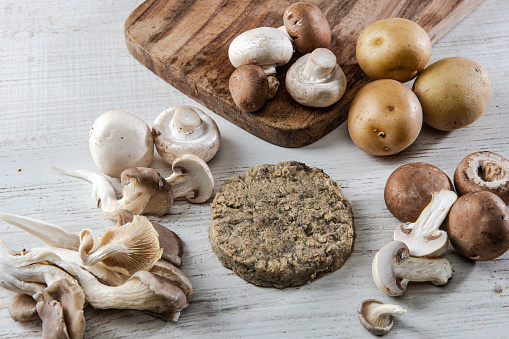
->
(454, 151, 509, 204)
(385, 162, 454, 222)
(283, 2, 331, 54)
(446, 191, 509, 261)
(229, 65, 277, 112)
(358, 299, 406, 336)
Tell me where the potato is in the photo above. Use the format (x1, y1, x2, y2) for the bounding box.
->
(356, 18, 431, 83)
(348, 79, 422, 156)
(412, 57, 492, 131)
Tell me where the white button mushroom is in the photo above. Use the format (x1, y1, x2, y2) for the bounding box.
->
(357, 299, 406, 336)
(166, 154, 214, 203)
(372, 240, 453, 296)
(152, 106, 221, 165)
(228, 27, 294, 76)
(89, 110, 154, 178)
(393, 190, 457, 258)
(285, 48, 347, 107)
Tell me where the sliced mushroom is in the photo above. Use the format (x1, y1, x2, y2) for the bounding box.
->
(89, 110, 154, 178)
(358, 299, 406, 336)
(454, 151, 509, 204)
(229, 65, 279, 112)
(285, 48, 347, 107)
(228, 27, 294, 76)
(9, 293, 38, 323)
(165, 154, 214, 203)
(51, 166, 173, 220)
(79, 214, 163, 275)
(372, 240, 453, 296)
(152, 106, 221, 165)
(393, 190, 457, 258)
(282, 2, 331, 54)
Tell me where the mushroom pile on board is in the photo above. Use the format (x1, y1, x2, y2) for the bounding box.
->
(228, 2, 347, 111)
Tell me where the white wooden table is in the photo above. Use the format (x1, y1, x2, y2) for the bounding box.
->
(1, 1, 508, 338)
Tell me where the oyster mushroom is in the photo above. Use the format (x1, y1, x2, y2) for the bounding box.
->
(152, 106, 221, 165)
(285, 48, 347, 107)
(282, 2, 331, 54)
(358, 299, 406, 336)
(89, 110, 154, 178)
(393, 190, 457, 258)
(166, 154, 214, 203)
(372, 241, 453, 296)
(454, 151, 509, 204)
(229, 65, 279, 112)
(9, 293, 38, 323)
(51, 166, 173, 220)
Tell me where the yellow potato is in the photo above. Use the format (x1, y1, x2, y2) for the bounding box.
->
(412, 57, 492, 131)
(348, 79, 423, 156)
(356, 18, 431, 83)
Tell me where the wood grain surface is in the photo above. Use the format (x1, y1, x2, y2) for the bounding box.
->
(125, 0, 483, 147)
(1, 0, 509, 338)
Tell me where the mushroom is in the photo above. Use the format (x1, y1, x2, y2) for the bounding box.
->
(79, 214, 163, 275)
(385, 162, 455, 223)
(152, 106, 221, 165)
(372, 240, 453, 296)
(357, 299, 406, 336)
(51, 166, 173, 220)
(229, 65, 279, 112)
(446, 191, 509, 261)
(150, 260, 193, 302)
(166, 154, 214, 203)
(89, 110, 154, 178)
(285, 48, 347, 107)
(393, 190, 457, 258)
(454, 151, 509, 204)
(228, 26, 294, 76)
(9, 293, 38, 323)
(282, 2, 331, 54)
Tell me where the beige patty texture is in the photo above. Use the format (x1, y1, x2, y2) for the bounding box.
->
(209, 161, 354, 288)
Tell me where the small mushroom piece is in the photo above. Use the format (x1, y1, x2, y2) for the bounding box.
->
(283, 2, 331, 54)
(385, 162, 455, 223)
(358, 299, 406, 336)
(9, 293, 38, 323)
(446, 191, 509, 261)
(394, 190, 457, 258)
(51, 166, 173, 220)
(152, 106, 221, 165)
(229, 65, 280, 112)
(165, 154, 214, 203)
(228, 27, 294, 75)
(79, 214, 163, 275)
(285, 48, 347, 107)
(372, 240, 453, 296)
(89, 110, 154, 178)
(454, 151, 509, 204)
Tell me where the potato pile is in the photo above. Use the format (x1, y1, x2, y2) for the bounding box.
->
(349, 18, 492, 156)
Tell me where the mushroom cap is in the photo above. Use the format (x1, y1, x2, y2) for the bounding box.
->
(283, 2, 331, 54)
(446, 191, 509, 261)
(454, 151, 509, 204)
(89, 110, 154, 178)
(372, 241, 409, 296)
(228, 27, 293, 71)
(9, 293, 38, 323)
(150, 260, 193, 302)
(385, 162, 454, 222)
(285, 49, 347, 107)
(357, 299, 405, 336)
(170, 154, 214, 203)
(229, 65, 269, 112)
(152, 106, 221, 165)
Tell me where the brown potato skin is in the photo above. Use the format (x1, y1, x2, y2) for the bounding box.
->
(229, 65, 268, 112)
(384, 162, 454, 222)
(356, 18, 431, 83)
(413, 57, 492, 131)
(347, 79, 423, 156)
(446, 191, 509, 261)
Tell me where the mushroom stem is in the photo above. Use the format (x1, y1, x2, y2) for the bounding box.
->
(299, 48, 336, 81)
(259, 65, 277, 76)
(466, 152, 509, 189)
(0, 212, 80, 250)
(393, 256, 453, 285)
(171, 107, 205, 140)
(267, 76, 280, 99)
(363, 303, 406, 328)
(407, 190, 457, 238)
(166, 171, 192, 200)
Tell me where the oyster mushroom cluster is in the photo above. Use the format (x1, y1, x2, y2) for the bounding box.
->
(228, 2, 347, 111)
(0, 210, 192, 338)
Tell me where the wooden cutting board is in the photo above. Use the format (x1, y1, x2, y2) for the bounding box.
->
(125, 0, 482, 148)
